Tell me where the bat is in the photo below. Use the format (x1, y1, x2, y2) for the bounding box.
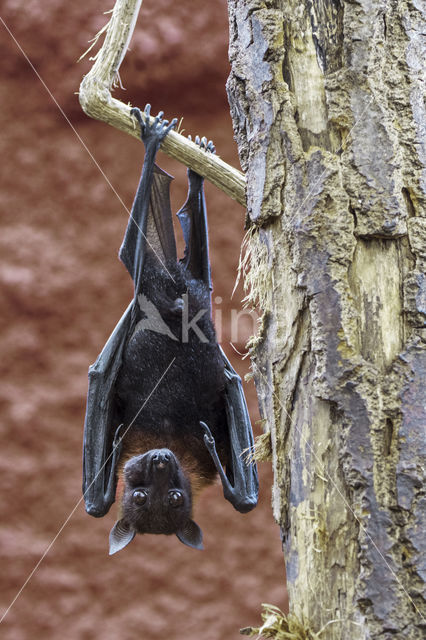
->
(82, 104, 258, 554)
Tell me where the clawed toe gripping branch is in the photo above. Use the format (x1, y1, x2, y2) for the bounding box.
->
(78, 0, 245, 205)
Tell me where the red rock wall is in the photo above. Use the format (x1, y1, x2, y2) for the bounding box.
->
(0, 2, 287, 638)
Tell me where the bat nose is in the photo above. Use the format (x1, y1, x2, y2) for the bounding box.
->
(152, 450, 171, 469)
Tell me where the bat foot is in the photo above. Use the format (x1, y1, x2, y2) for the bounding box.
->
(188, 134, 216, 154)
(131, 104, 177, 147)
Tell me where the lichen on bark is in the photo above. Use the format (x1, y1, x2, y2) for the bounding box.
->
(227, 0, 425, 636)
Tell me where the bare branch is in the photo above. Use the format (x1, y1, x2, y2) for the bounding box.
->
(78, 0, 246, 206)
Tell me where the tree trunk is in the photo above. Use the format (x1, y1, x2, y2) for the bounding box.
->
(226, 0, 425, 637)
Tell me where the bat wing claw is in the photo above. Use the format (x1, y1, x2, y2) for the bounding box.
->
(200, 419, 256, 513)
(200, 421, 215, 447)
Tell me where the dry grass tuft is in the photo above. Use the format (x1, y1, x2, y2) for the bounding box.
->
(241, 604, 323, 640)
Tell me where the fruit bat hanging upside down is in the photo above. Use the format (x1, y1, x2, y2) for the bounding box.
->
(82, 105, 258, 554)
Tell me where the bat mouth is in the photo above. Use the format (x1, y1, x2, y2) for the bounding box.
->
(148, 449, 182, 481)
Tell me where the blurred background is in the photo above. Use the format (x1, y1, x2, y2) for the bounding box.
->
(0, 1, 287, 638)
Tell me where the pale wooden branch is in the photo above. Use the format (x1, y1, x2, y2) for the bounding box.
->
(78, 0, 246, 206)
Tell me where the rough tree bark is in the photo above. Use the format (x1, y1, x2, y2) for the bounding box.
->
(226, 0, 425, 638)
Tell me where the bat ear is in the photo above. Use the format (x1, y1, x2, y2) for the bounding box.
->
(176, 519, 204, 550)
(109, 519, 136, 555)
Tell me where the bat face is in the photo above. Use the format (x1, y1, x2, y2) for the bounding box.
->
(122, 449, 192, 534)
(109, 449, 204, 554)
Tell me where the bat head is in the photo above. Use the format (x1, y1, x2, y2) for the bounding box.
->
(109, 448, 203, 554)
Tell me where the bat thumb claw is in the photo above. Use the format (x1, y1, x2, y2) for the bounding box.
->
(199, 420, 211, 436)
(113, 423, 126, 447)
(200, 421, 215, 448)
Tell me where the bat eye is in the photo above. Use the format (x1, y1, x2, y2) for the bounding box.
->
(168, 490, 184, 507)
(133, 489, 148, 505)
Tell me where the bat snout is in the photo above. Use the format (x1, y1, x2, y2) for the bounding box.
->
(123, 449, 179, 481)
(151, 448, 174, 470)
(152, 452, 169, 469)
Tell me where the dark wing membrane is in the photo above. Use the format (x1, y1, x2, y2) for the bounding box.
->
(84, 123, 178, 519)
(221, 347, 259, 512)
(82, 302, 134, 517)
(119, 165, 177, 295)
(177, 170, 212, 311)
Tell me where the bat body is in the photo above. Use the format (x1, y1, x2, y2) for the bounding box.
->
(82, 106, 258, 554)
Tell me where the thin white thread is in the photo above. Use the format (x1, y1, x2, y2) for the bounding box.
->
(0, 18, 179, 618)
(3, 6, 421, 629)
(0, 358, 175, 624)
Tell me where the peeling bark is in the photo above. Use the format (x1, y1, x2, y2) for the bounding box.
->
(78, 0, 245, 204)
(227, 0, 425, 637)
